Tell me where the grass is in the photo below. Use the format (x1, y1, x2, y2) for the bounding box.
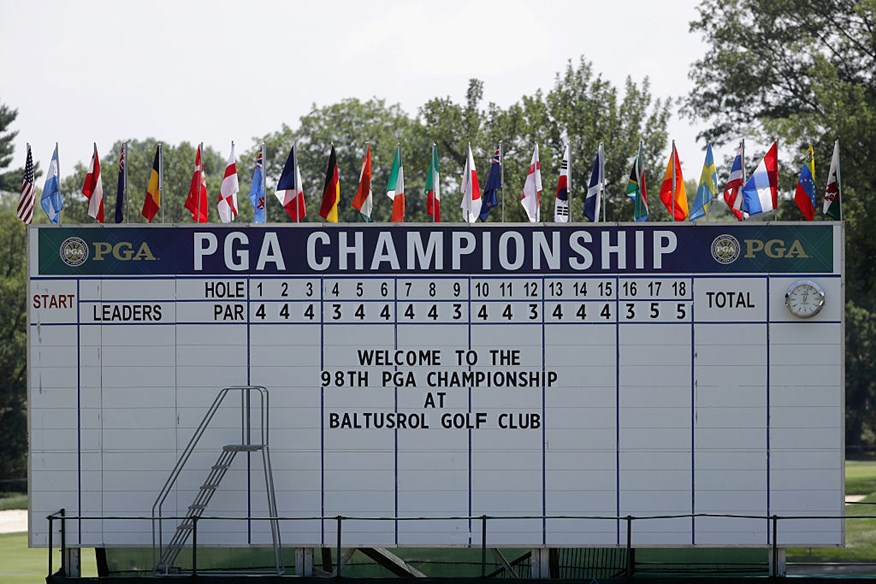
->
(845, 459, 876, 495)
(0, 533, 96, 583)
(0, 493, 27, 511)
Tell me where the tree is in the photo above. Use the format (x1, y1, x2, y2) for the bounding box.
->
(686, 0, 876, 444)
(0, 103, 23, 193)
(0, 207, 27, 488)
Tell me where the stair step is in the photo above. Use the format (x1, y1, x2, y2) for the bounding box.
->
(188, 504, 206, 511)
(200, 483, 219, 490)
(223, 444, 264, 452)
(211, 463, 230, 470)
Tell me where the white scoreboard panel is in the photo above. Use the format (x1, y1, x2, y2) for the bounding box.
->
(28, 223, 844, 548)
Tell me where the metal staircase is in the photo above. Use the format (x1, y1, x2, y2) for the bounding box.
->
(152, 386, 282, 575)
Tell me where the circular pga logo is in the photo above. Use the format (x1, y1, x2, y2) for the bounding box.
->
(60, 236, 89, 267)
(711, 234, 741, 265)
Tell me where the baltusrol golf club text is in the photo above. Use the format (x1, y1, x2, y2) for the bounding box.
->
(323, 347, 556, 431)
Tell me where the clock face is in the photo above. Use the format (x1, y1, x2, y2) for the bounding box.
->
(784, 280, 825, 318)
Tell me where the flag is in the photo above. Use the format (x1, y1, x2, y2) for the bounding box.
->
(185, 144, 209, 223)
(554, 143, 570, 222)
(520, 143, 542, 222)
(319, 145, 340, 222)
(425, 144, 440, 221)
(114, 143, 127, 223)
(723, 141, 745, 220)
(794, 145, 816, 221)
(276, 145, 306, 221)
(41, 144, 64, 224)
(83, 143, 105, 223)
(479, 145, 501, 221)
(584, 143, 604, 222)
(624, 142, 648, 222)
(248, 147, 266, 224)
(386, 145, 405, 222)
(142, 146, 161, 222)
(823, 140, 841, 220)
(218, 144, 239, 223)
(741, 140, 778, 217)
(351, 144, 373, 222)
(460, 143, 481, 223)
(17, 144, 35, 224)
(690, 143, 718, 221)
(659, 143, 688, 221)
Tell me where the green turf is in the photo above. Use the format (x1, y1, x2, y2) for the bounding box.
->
(787, 492, 876, 563)
(845, 459, 876, 495)
(0, 493, 27, 511)
(0, 533, 96, 583)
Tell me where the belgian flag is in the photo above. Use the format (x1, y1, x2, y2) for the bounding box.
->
(142, 145, 161, 222)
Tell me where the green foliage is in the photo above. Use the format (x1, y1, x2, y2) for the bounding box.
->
(0, 210, 27, 486)
(0, 102, 22, 192)
(687, 0, 876, 444)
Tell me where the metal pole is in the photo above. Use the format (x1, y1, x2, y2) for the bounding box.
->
(567, 141, 572, 223)
(336, 516, 342, 578)
(198, 142, 204, 223)
(294, 143, 300, 224)
(600, 142, 606, 223)
(625, 515, 633, 577)
(770, 515, 778, 577)
(48, 514, 54, 576)
(481, 515, 487, 578)
(835, 139, 843, 221)
(60, 508, 66, 577)
(159, 144, 164, 224)
(192, 516, 198, 576)
(671, 140, 676, 223)
(124, 141, 129, 223)
(56, 142, 62, 225)
(500, 141, 504, 223)
(262, 142, 268, 223)
(741, 138, 746, 218)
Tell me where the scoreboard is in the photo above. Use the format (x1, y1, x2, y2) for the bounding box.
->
(28, 223, 844, 549)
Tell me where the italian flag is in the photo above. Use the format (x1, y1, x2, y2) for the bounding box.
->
(387, 145, 405, 222)
(425, 144, 440, 221)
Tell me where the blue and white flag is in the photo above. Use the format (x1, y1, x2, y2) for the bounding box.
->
(249, 146, 266, 223)
(41, 144, 64, 224)
(584, 143, 604, 222)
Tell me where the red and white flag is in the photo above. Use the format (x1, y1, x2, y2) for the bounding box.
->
(218, 144, 239, 223)
(17, 144, 35, 224)
(723, 141, 745, 221)
(185, 144, 209, 223)
(460, 143, 481, 223)
(82, 142, 104, 223)
(520, 143, 542, 222)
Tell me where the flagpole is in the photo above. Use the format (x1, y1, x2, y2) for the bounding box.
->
(159, 143, 164, 224)
(56, 142, 62, 225)
(740, 138, 746, 219)
(774, 138, 780, 221)
(432, 143, 436, 223)
(294, 142, 299, 224)
(600, 142, 606, 223)
(500, 141, 505, 223)
(124, 142, 129, 224)
(262, 142, 267, 223)
(835, 139, 843, 221)
(671, 140, 676, 223)
(567, 141, 572, 223)
(198, 142, 204, 223)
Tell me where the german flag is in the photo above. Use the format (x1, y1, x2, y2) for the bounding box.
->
(319, 145, 340, 222)
(142, 146, 161, 222)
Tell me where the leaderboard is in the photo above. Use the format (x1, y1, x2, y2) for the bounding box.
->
(28, 224, 843, 549)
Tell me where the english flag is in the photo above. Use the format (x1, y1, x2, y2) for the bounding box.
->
(218, 144, 239, 223)
(520, 144, 542, 222)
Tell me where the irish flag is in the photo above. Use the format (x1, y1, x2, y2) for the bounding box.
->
(387, 145, 405, 222)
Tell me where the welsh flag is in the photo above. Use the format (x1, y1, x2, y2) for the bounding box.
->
(351, 144, 373, 221)
(823, 140, 842, 220)
(425, 144, 440, 221)
(386, 145, 405, 222)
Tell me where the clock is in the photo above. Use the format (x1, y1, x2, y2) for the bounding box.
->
(784, 279, 825, 318)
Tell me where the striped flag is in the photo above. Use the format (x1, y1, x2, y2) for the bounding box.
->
(319, 145, 340, 222)
(659, 142, 688, 221)
(82, 143, 105, 223)
(794, 145, 816, 221)
(425, 144, 440, 221)
(351, 144, 373, 222)
(276, 145, 306, 221)
(386, 145, 405, 222)
(17, 144, 35, 224)
(520, 143, 542, 222)
(460, 143, 481, 223)
(741, 141, 778, 217)
(723, 141, 745, 221)
(554, 143, 570, 222)
(185, 144, 209, 223)
(142, 146, 161, 222)
(218, 144, 239, 223)
(40, 144, 64, 224)
(690, 143, 718, 221)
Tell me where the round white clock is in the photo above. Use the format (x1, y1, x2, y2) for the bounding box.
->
(784, 279, 825, 318)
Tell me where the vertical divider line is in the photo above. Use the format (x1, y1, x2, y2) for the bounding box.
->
(541, 275, 547, 545)
(247, 275, 252, 544)
(394, 277, 399, 545)
(766, 277, 771, 545)
(614, 275, 620, 547)
(76, 279, 81, 543)
(467, 276, 473, 546)
(690, 276, 696, 545)
(320, 275, 325, 545)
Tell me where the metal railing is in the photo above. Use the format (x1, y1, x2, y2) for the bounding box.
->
(43, 510, 868, 579)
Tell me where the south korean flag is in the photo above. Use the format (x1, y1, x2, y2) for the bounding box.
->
(554, 143, 570, 223)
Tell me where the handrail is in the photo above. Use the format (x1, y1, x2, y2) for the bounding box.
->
(150, 385, 269, 570)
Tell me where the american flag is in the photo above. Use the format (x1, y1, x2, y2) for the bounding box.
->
(17, 145, 35, 224)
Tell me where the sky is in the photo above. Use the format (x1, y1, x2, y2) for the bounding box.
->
(0, 0, 711, 183)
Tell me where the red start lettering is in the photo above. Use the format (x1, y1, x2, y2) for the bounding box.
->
(33, 294, 75, 309)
